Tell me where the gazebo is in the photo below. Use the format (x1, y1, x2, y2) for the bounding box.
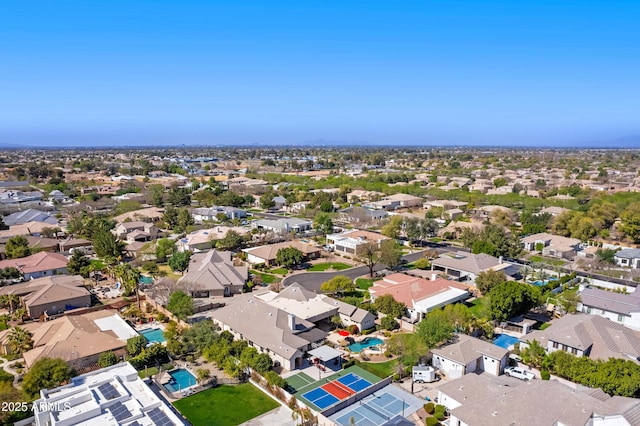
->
(308, 345, 343, 372)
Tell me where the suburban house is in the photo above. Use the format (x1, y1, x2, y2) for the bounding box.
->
(243, 240, 322, 266)
(227, 177, 268, 194)
(32, 362, 186, 426)
(520, 314, 640, 363)
(437, 372, 640, 426)
(615, 248, 640, 269)
(431, 251, 518, 283)
(347, 190, 385, 203)
(253, 218, 312, 234)
(538, 206, 571, 217)
(177, 226, 249, 252)
(338, 206, 388, 223)
(578, 286, 640, 330)
(177, 250, 248, 298)
(112, 206, 164, 223)
(521, 232, 581, 259)
(0, 310, 138, 368)
(325, 229, 390, 256)
(4, 275, 92, 319)
(210, 292, 326, 370)
(58, 237, 93, 253)
(365, 193, 423, 210)
(256, 283, 376, 332)
(431, 334, 509, 379)
(0, 190, 44, 206)
(112, 221, 162, 242)
(369, 273, 471, 321)
(3, 208, 58, 226)
(0, 251, 68, 279)
(191, 206, 247, 222)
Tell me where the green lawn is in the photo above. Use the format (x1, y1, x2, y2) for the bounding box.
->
(269, 267, 289, 275)
(466, 298, 487, 317)
(250, 270, 279, 284)
(527, 255, 566, 266)
(173, 383, 279, 426)
(355, 277, 380, 290)
(0, 321, 7, 331)
(359, 359, 397, 379)
(307, 262, 351, 272)
(137, 366, 158, 378)
(0, 368, 14, 383)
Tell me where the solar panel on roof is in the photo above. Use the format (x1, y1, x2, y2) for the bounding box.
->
(108, 402, 132, 422)
(98, 382, 120, 400)
(148, 407, 175, 426)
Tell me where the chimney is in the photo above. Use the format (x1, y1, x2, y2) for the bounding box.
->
(499, 256, 503, 264)
(431, 273, 438, 281)
(288, 313, 296, 330)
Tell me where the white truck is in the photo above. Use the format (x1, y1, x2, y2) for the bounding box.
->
(504, 366, 535, 381)
(412, 365, 436, 383)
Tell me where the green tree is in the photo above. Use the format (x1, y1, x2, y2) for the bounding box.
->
(127, 335, 147, 357)
(148, 184, 165, 207)
(92, 229, 125, 260)
(275, 247, 304, 269)
(5, 236, 31, 259)
(163, 206, 179, 229)
(183, 319, 219, 353)
(381, 316, 398, 330)
(175, 209, 194, 233)
(260, 192, 275, 210)
(6, 326, 34, 355)
(155, 238, 177, 262)
(488, 281, 542, 322)
(313, 212, 334, 235)
(167, 290, 194, 320)
(66, 250, 92, 277)
(475, 269, 507, 294)
(320, 275, 355, 296)
(216, 230, 246, 251)
(168, 251, 192, 273)
(359, 241, 380, 278)
(379, 239, 402, 270)
(113, 263, 142, 310)
(381, 216, 403, 239)
(416, 309, 455, 348)
(22, 358, 73, 399)
(98, 351, 119, 368)
(521, 339, 546, 369)
(596, 248, 617, 264)
(373, 294, 407, 318)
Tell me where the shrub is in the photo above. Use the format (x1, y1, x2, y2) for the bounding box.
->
(362, 328, 374, 335)
(347, 324, 359, 334)
(343, 359, 359, 369)
(425, 402, 435, 414)
(425, 417, 440, 426)
(392, 374, 400, 381)
(540, 369, 550, 380)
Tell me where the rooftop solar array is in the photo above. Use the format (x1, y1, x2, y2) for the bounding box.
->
(98, 382, 120, 400)
(108, 402, 132, 422)
(148, 407, 175, 426)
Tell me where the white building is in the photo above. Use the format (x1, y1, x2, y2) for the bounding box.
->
(431, 334, 508, 379)
(31, 362, 186, 426)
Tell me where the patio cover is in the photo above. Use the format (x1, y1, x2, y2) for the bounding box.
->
(308, 345, 343, 362)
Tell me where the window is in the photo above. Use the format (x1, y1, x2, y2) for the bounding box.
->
(618, 314, 625, 323)
(552, 342, 558, 349)
(587, 307, 592, 314)
(571, 347, 578, 355)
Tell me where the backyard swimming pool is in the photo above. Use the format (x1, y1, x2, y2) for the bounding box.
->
(493, 334, 520, 349)
(348, 337, 384, 353)
(164, 369, 197, 393)
(139, 328, 166, 344)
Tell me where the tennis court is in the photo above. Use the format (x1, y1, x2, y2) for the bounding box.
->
(333, 391, 411, 426)
(300, 372, 374, 410)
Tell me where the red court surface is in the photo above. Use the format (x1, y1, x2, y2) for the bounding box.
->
(321, 381, 355, 399)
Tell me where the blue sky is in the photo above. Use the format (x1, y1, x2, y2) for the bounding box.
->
(1, 0, 639, 146)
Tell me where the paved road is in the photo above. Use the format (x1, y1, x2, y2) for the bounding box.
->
(282, 249, 435, 293)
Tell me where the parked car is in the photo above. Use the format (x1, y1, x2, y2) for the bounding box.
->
(504, 367, 535, 381)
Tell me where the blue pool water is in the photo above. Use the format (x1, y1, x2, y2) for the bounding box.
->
(164, 369, 197, 393)
(530, 278, 558, 287)
(140, 275, 153, 285)
(140, 328, 166, 343)
(348, 337, 384, 353)
(493, 334, 520, 349)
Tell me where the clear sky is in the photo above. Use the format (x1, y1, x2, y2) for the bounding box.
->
(1, 0, 639, 146)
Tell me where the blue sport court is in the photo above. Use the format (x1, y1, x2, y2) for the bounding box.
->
(334, 391, 410, 426)
(301, 372, 373, 410)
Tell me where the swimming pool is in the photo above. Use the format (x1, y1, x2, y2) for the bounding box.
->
(164, 369, 197, 393)
(140, 275, 153, 285)
(348, 337, 384, 353)
(530, 278, 558, 286)
(493, 334, 520, 349)
(139, 328, 166, 343)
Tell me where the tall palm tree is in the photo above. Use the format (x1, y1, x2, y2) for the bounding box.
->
(0, 294, 20, 313)
(13, 307, 27, 324)
(7, 326, 34, 355)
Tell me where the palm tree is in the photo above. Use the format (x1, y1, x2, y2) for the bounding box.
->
(113, 263, 142, 311)
(7, 326, 33, 355)
(519, 265, 533, 282)
(0, 294, 20, 313)
(13, 307, 27, 324)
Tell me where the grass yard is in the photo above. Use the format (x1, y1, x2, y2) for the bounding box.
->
(355, 277, 380, 290)
(466, 298, 487, 318)
(173, 383, 278, 426)
(269, 267, 289, 275)
(250, 270, 279, 284)
(158, 264, 183, 281)
(527, 255, 566, 266)
(137, 366, 158, 378)
(307, 262, 351, 272)
(359, 359, 397, 379)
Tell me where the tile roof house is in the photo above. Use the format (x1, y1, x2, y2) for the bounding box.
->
(243, 240, 322, 266)
(615, 248, 640, 269)
(0, 310, 137, 368)
(431, 251, 518, 283)
(369, 273, 471, 321)
(112, 221, 161, 241)
(191, 206, 247, 222)
(325, 229, 390, 256)
(520, 314, 640, 363)
(253, 217, 312, 234)
(178, 250, 248, 298)
(431, 334, 509, 379)
(521, 232, 581, 259)
(338, 205, 388, 223)
(365, 193, 423, 210)
(0, 251, 68, 280)
(20, 275, 91, 319)
(210, 292, 325, 370)
(578, 286, 640, 330)
(0, 275, 85, 298)
(3, 208, 58, 226)
(177, 226, 249, 252)
(437, 372, 640, 426)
